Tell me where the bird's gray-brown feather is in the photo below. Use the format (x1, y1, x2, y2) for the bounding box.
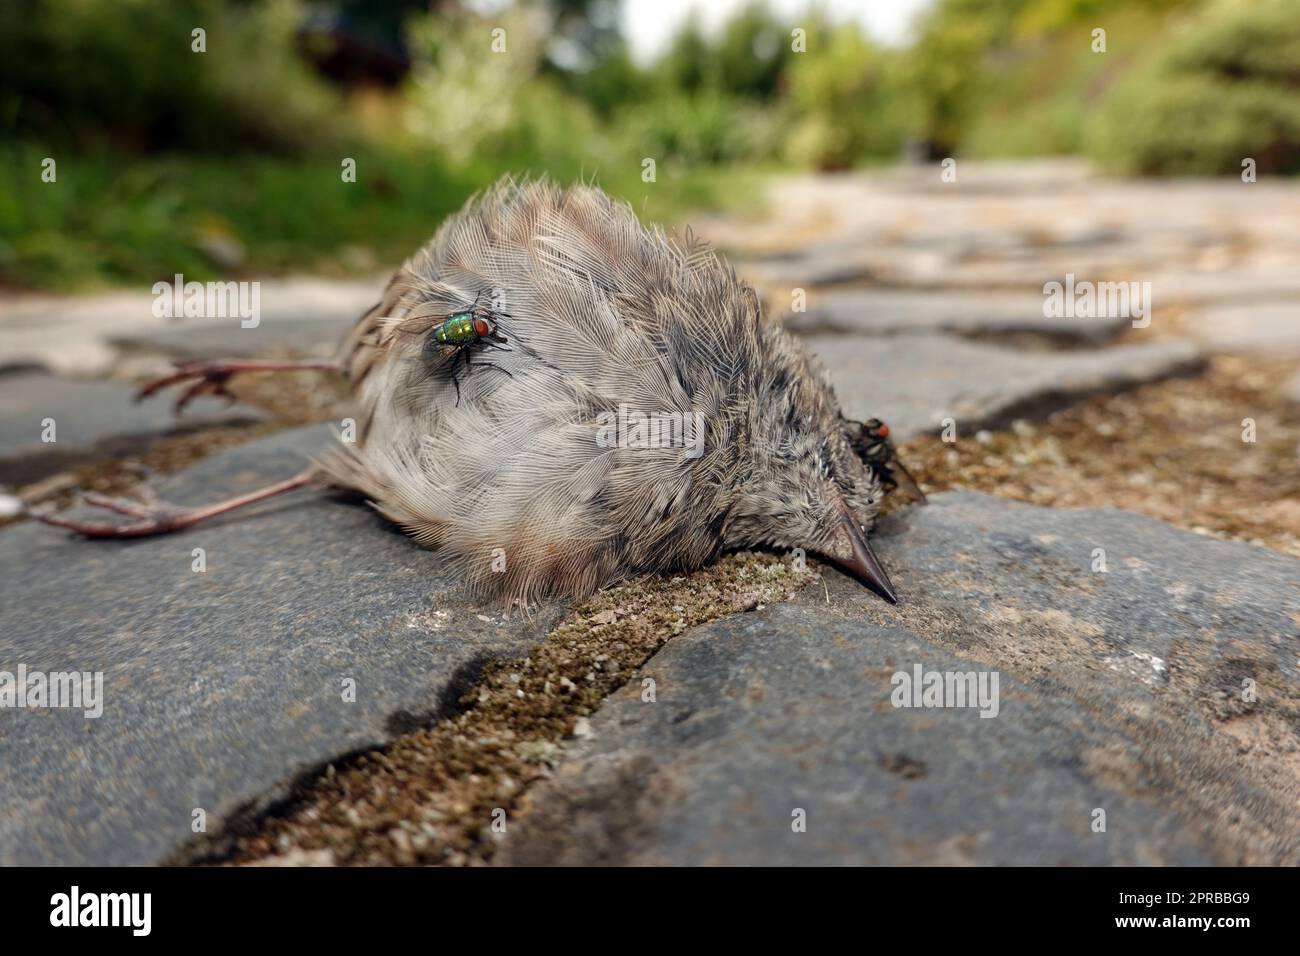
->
(322, 177, 886, 606)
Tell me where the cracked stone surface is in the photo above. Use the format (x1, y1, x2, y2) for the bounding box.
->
(497, 492, 1300, 866)
(0, 426, 563, 865)
(0, 369, 266, 487)
(781, 288, 1127, 342)
(806, 335, 1202, 440)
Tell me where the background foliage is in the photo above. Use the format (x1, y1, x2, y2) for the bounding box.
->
(2, 0, 1294, 290)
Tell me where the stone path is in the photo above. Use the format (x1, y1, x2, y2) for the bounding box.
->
(0, 370, 265, 488)
(807, 335, 1200, 441)
(0, 427, 563, 865)
(500, 494, 1299, 865)
(783, 288, 1129, 342)
(0, 275, 382, 376)
(1, 160, 1296, 864)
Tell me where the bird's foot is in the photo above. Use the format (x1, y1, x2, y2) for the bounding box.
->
(135, 360, 240, 413)
(33, 490, 200, 538)
(33, 468, 318, 539)
(136, 358, 341, 414)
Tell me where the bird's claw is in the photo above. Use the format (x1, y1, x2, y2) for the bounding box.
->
(136, 360, 238, 413)
(34, 491, 195, 538)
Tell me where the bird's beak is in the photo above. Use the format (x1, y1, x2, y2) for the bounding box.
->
(831, 508, 898, 605)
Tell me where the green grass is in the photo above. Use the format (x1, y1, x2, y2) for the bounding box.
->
(0, 143, 769, 292)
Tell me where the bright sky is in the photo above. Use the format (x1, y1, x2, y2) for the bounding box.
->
(622, 0, 933, 63)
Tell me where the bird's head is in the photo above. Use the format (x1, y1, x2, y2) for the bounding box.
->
(721, 328, 898, 604)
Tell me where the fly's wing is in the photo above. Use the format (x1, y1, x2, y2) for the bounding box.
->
(891, 454, 928, 503)
(847, 417, 928, 505)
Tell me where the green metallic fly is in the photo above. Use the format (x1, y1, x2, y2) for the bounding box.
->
(421, 292, 514, 405)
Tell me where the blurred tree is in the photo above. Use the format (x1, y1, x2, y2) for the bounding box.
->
(543, 0, 645, 115)
(901, 0, 1211, 160)
(1089, 0, 1300, 174)
(546, 0, 624, 72)
(657, 16, 717, 94)
(784, 22, 909, 169)
(713, 2, 792, 99)
(0, 0, 345, 153)
(297, 0, 432, 87)
(557, 42, 645, 115)
(901, 0, 1029, 157)
(651, 2, 792, 100)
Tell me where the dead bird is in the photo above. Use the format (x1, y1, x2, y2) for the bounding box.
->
(37, 177, 908, 606)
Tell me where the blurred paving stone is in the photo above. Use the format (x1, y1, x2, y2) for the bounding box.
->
(0, 276, 383, 375)
(932, 255, 1162, 289)
(1284, 370, 1300, 406)
(1149, 268, 1300, 307)
(1187, 302, 1300, 356)
(0, 426, 564, 865)
(110, 312, 360, 361)
(737, 246, 944, 289)
(741, 244, 1171, 295)
(0, 290, 157, 376)
(0, 370, 266, 487)
(806, 334, 1202, 440)
(783, 288, 1126, 342)
(703, 164, 1300, 265)
(499, 492, 1299, 865)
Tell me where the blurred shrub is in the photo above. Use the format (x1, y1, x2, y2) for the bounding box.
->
(0, 0, 345, 154)
(609, 91, 781, 166)
(783, 25, 908, 170)
(1088, 0, 1300, 174)
(958, 28, 1109, 157)
(646, 3, 791, 102)
(552, 43, 645, 117)
(707, 2, 793, 100)
(900, 0, 1201, 160)
(402, 8, 790, 173)
(900, 0, 1028, 157)
(0, 140, 476, 289)
(403, 8, 607, 171)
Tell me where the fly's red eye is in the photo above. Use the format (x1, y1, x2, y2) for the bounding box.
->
(473, 318, 491, 337)
(877, 423, 890, 438)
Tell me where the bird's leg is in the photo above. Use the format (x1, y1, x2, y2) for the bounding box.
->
(34, 469, 318, 539)
(137, 359, 342, 413)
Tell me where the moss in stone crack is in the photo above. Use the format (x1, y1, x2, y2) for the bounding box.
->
(224, 551, 813, 866)
(899, 355, 1300, 558)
